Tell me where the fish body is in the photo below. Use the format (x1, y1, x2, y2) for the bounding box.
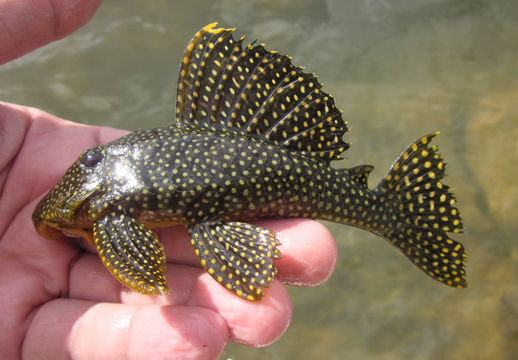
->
(32, 23, 466, 300)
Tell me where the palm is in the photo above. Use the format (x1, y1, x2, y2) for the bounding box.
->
(0, 103, 337, 359)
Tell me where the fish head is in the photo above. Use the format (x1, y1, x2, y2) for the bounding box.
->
(32, 145, 109, 241)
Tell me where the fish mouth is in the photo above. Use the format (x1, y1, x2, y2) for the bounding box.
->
(34, 220, 67, 241)
(32, 187, 97, 241)
(32, 202, 92, 242)
(34, 219, 94, 245)
(32, 203, 76, 239)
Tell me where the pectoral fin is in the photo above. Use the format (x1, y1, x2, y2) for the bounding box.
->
(189, 220, 281, 301)
(93, 213, 169, 295)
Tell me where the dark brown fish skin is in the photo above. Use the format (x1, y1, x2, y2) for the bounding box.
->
(32, 23, 466, 301)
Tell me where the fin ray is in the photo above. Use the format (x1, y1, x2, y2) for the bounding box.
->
(93, 213, 169, 295)
(175, 23, 349, 161)
(377, 133, 466, 288)
(189, 220, 280, 301)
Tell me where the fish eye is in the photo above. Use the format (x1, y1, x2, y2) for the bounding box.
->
(81, 147, 104, 168)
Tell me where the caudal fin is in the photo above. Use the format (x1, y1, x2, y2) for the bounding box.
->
(377, 132, 467, 288)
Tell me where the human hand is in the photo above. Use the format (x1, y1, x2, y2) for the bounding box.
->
(0, 103, 337, 359)
(0, 1, 338, 359)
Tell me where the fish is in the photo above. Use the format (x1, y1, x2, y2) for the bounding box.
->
(32, 23, 466, 301)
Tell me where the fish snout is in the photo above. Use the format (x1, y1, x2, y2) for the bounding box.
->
(32, 194, 76, 240)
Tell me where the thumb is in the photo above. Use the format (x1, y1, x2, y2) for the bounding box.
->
(0, 0, 102, 64)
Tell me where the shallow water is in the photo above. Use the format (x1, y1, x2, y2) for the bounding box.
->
(2, 0, 518, 358)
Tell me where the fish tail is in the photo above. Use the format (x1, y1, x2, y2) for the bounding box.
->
(376, 132, 467, 288)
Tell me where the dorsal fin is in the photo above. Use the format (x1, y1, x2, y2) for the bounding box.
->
(175, 23, 350, 161)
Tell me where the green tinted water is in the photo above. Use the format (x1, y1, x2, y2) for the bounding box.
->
(2, 1, 517, 359)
